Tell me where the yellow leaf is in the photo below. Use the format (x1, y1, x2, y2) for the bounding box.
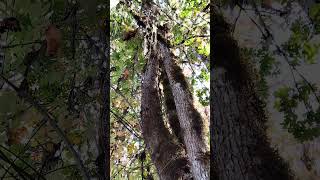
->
(68, 133, 82, 145)
(127, 143, 135, 155)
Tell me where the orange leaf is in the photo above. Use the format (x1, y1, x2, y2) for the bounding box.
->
(7, 127, 28, 145)
(45, 24, 62, 56)
(123, 69, 130, 80)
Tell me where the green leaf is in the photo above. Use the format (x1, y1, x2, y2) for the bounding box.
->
(302, 43, 318, 64)
(310, 4, 320, 19)
(46, 70, 64, 83)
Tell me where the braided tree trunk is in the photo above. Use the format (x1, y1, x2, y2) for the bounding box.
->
(140, 2, 191, 180)
(160, 42, 210, 180)
(141, 49, 191, 179)
(138, 1, 209, 179)
(160, 65, 184, 146)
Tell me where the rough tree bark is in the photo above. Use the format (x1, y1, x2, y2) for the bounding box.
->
(127, 1, 209, 179)
(160, 42, 210, 180)
(139, 2, 191, 179)
(140, 49, 191, 180)
(97, 20, 110, 180)
(212, 12, 294, 180)
(160, 66, 184, 145)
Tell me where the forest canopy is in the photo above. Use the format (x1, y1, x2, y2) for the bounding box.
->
(0, 0, 320, 180)
(0, 0, 209, 179)
(110, 0, 209, 179)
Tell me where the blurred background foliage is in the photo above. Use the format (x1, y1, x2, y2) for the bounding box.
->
(0, 0, 109, 179)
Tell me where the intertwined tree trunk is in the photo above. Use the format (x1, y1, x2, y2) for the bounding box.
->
(160, 65, 184, 146)
(140, 45, 191, 180)
(139, 1, 210, 179)
(160, 42, 210, 180)
(135, 0, 211, 178)
(140, 2, 192, 179)
(212, 12, 294, 180)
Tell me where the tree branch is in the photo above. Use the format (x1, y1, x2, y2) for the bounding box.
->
(0, 74, 91, 180)
(0, 145, 45, 179)
(174, 35, 209, 46)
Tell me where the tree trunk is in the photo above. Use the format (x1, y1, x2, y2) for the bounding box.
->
(136, 1, 208, 179)
(212, 12, 294, 180)
(137, 1, 192, 179)
(141, 49, 191, 180)
(0, 37, 4, 89)
(160, 65, 184, 145)
(98, 28, 110, 180)
(160, 42, 210, 180)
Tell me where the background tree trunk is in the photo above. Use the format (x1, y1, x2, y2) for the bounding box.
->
(212, 12, 294, 180)
(97, 22, 110, 180)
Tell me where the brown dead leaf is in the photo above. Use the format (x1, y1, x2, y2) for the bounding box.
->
(123, 68, 130, 80)
(45, 24, 62, 56)
(7, 127, 28, 145)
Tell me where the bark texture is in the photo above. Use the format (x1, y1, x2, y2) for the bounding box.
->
(95, 16, 110, 179)
(160, 42, 210, 180)
(0, 17, 21, 88)
(0, 37, 4, 89)
(212, 12, 294, 180)
(161, 66, 184, 145)
(141, 49, 191, 180)
(138, 1, 208, 179)
(139, 1, 193, 179)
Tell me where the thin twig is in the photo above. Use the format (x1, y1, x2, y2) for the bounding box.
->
(0, 74, 91, 180)
(174, 35, 209, 46)
(0, 145, 46, 180)
(3, 41, 43, 49)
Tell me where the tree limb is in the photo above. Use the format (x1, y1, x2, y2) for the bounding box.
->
(0, 74, 91, 180)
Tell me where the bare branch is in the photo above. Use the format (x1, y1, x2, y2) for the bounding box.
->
(0, 74, 91, 180)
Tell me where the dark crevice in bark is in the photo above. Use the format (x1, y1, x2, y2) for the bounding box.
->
(212, 12, 294, 180)
(160, 64, 184, 146)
